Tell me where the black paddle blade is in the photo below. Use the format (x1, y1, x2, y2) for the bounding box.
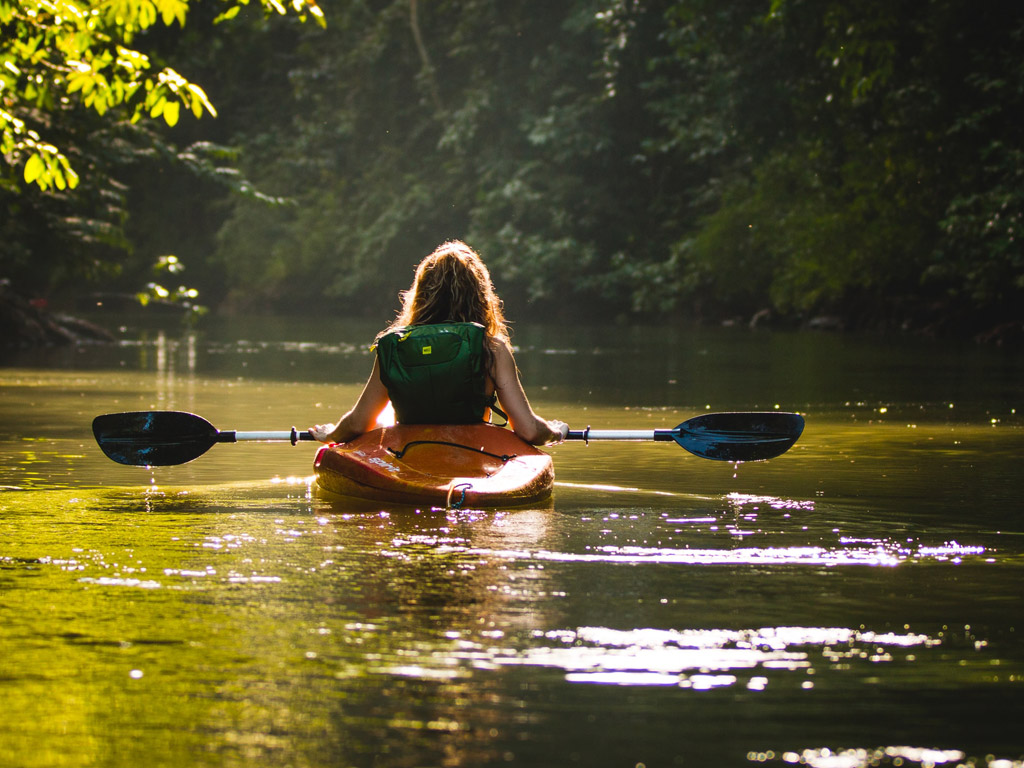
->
(674, 412, 804, 462)
(92, 411, 220, 466)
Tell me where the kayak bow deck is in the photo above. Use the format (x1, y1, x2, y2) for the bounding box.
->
(313, 423, 554, 508)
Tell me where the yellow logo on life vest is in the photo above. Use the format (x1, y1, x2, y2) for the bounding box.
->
(422, 345, 432, 355)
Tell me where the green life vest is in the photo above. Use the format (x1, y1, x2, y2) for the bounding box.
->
(375, 322, 493, 424)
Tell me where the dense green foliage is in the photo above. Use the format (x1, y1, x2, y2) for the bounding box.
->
(2, 0, 1021, 334)
(0, 0, 321, 291)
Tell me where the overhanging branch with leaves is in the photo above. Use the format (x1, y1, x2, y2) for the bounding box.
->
(0, 0, 324, 191)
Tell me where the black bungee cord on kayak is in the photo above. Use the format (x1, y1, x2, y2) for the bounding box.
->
(387, 439, 517, 463)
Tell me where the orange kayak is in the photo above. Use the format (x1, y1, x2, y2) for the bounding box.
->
(313, 423, 554, 508)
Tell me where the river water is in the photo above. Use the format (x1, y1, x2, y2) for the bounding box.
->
(1, 314, 1021, 768)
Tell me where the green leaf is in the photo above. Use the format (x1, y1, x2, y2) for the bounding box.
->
(187, 83, 217, 117)
(63, 164, 80, 190)
(23, 153, 44, 184)
(67, 72, 90, 94)
(213, 6, 241, 23)
(162, 99, 180, 126)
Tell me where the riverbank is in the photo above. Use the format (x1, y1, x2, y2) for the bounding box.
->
(0, 280, 114, 348)
(3, 279, 1020, 349)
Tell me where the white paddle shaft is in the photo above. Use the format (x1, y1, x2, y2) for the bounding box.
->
(568, 429, 673, 442)
(226, 430, 316, 443)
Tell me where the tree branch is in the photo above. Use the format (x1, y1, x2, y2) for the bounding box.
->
(409, 0, 443, 113)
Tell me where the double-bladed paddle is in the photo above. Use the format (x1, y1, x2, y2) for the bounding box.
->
(92, 410, 804, 467)
(565, 411, 804, 462)
(92, 410, 317, 467)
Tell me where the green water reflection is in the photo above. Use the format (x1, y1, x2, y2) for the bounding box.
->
(1, 317, 1022, 767)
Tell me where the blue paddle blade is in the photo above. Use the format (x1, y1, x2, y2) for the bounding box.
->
(672, 412, 804, 462)
(92, 411, 220, 466)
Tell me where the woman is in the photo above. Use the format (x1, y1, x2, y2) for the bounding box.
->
(308, 241, 567, 445)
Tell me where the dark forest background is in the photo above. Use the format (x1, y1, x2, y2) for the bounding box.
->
(3, 0, 1021, 339)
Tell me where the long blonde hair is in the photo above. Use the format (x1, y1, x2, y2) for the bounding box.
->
(386, 241, 509, 341)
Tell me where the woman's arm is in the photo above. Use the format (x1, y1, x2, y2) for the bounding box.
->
(308, 357, 390, 443)
(490, 337, 567, 445)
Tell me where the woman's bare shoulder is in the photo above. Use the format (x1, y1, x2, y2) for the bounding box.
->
(488, 333, 513, 352)
(486, 334, 517, 381)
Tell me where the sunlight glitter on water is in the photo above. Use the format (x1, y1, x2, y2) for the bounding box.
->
(754, 746, 1021, 768)
(431, 540, 985, 567)
(76, 576, 163, 589)
(491, 625, 942, 688)
(725, 493, 817, 511)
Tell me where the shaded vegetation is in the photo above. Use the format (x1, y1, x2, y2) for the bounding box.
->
(2, 0, 1021, 340)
